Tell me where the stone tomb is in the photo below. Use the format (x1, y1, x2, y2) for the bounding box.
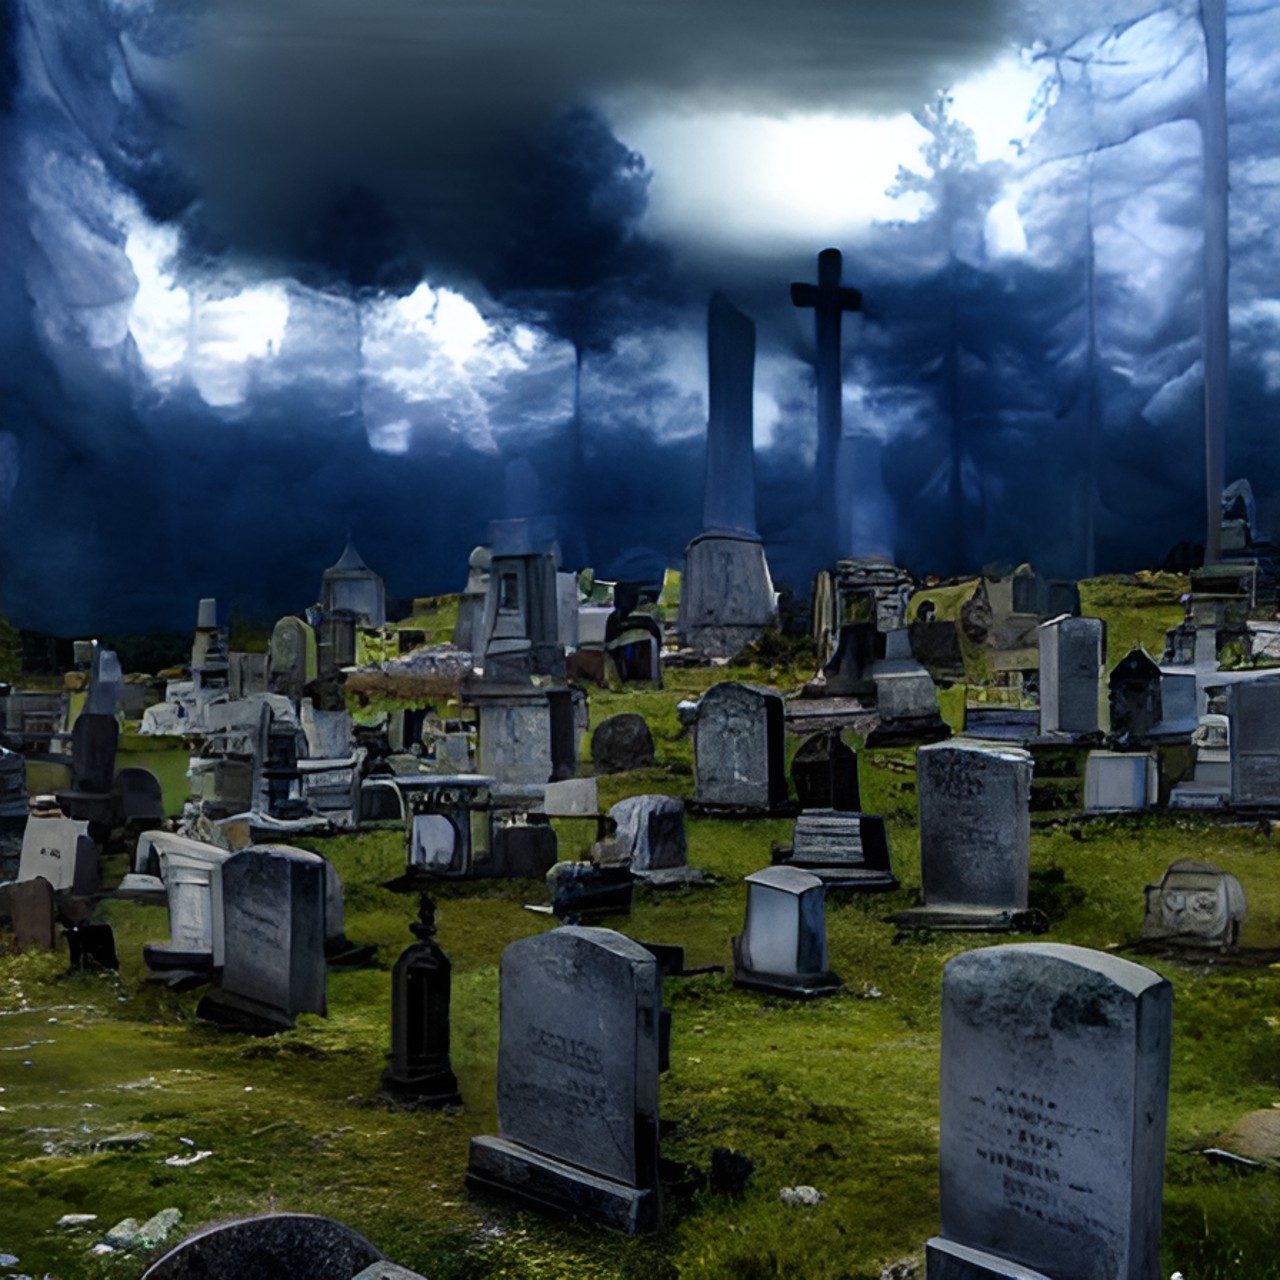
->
(892, 741, 1034, 932)
(732, 865, 841, 998)
(689, 682, 788, 813)
(925, 943, 1171, 1280)
(1141, 859, 1246, 949)
(467, 927, 664, 1232)
(18, 815, 98, 895)
(197, 846, 327, 1033)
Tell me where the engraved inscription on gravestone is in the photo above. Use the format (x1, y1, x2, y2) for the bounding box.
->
(926, 943, 1171, 1280)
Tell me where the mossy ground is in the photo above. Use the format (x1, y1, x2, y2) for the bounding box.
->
(2, 586, 1278, 1278)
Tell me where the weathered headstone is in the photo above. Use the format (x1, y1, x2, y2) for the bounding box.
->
(115, 766, 167, 821)
(0, 876, 57, 950)
(591, 713, 656, 775)
(1141, 860, 1246, 949)
(925, 943, 1172, 1280)
(467, 926, 664, 1232)
(609, 795, 687, 872)
(141, 1213, 384, 1280)
(1039, 614, 1107, 736)
(197, 846, 327, 1032)
(689, 682, 788, 813)
(1226, 674, 1280, 806)
(543, 777, 599, 817)
(893, 741, 1035, 932)
(732, 865, 841, 998)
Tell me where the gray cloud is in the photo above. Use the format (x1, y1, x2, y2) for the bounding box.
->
(164, 0, 1013, 275)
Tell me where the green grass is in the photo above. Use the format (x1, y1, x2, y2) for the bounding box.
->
(3, 582, 1278, 1278)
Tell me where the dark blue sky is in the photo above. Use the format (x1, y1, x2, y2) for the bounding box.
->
(2, 0, 1278, 634)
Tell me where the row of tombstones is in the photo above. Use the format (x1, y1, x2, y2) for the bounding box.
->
(120, 932, 1177, 1278)
(469, 923, 1173, 1280)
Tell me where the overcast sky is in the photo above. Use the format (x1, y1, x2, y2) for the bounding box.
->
(2, 0, 1272, 633)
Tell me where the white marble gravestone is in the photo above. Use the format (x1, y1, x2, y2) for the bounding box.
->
(144, 844, 234, 971)
(18, 815, 97, 895)
(732, 865, 841, 997)
(926, 943, 1172, 1280)
(467, 926, 663, 1232)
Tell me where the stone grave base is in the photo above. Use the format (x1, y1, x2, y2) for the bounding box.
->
(732, 962, 843, 1000)
(686, 799, 800, 819)
(864, 715, 952, 747)
(925, 1237, 1053, 1279)
(467, 1135, 658, 1234)
(144, 942, 215, 973)
(771, 857, 899, 892)
(380, 1063, 461, 1110)
(888, 906, 1048, 934)
(632, 866, 714, 889)
(196, 988, 299, 1035)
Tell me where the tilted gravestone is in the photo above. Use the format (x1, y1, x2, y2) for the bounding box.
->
(689, 682, 788, 813)
(925, 943, 1172, 1280)
(196, 846, 327, 1033)
(467, 926, 664, 1232)
(609, 795, 687, 872)
(893, 741, 1035, 932)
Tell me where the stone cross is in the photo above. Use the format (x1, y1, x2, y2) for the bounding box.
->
(791, 247, 863, 566)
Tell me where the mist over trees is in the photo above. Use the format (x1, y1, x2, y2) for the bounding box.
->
(2, 0, 1279, 631)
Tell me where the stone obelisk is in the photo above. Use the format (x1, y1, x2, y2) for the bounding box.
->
(679, 293, 778, 657)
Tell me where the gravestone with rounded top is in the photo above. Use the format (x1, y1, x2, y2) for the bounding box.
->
(467, 926, 664, 1232)
(925, 943, 1172, 1280)
(689, 682, 788, 813)
(1141, 860, 1246, 949)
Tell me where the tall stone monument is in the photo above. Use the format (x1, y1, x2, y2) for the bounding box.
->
(679, 293, 778, 658)
(791, 247, 863, 569)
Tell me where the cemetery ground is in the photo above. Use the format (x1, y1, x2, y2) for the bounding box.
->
(1, 610, 1278, 1276)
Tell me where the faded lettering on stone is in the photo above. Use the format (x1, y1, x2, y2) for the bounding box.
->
(966, 1083, 1109, 1232)
(526, 1024, 604, 1075)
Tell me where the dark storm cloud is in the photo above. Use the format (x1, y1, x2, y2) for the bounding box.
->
(167, 0, 1013, 279)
